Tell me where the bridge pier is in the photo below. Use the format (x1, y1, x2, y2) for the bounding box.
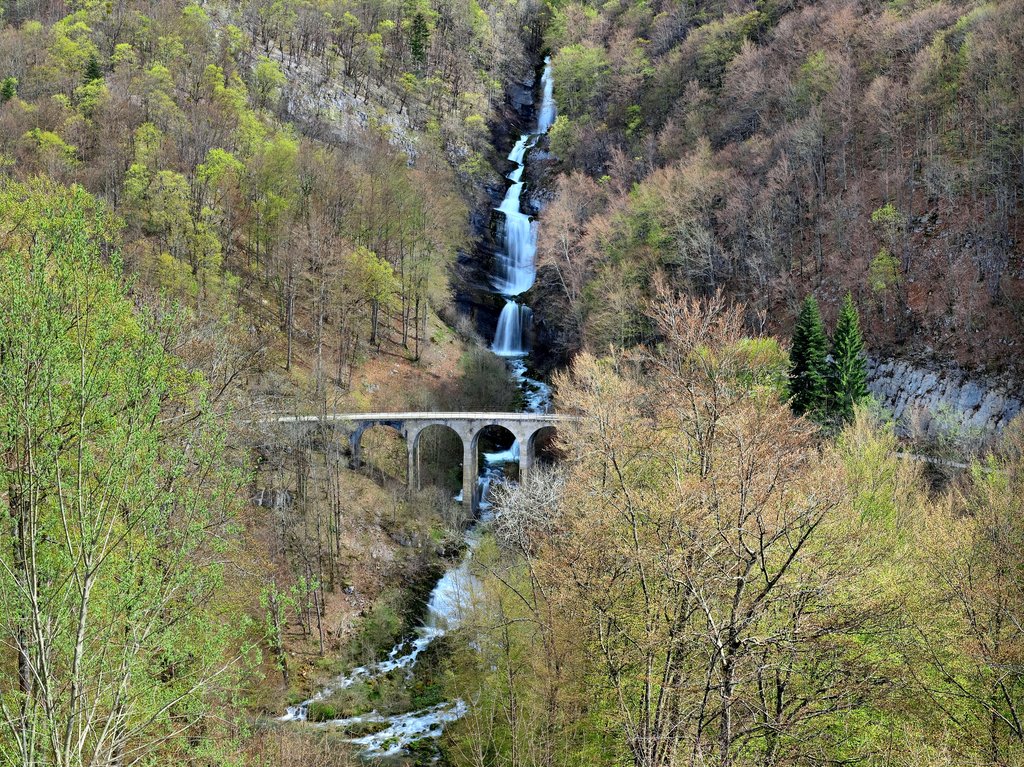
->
(407, 441, 417, 492)
(405, 426, 422, 492)
(462, 438, 478, 515)
(349, 429, 362, 471)
(518, 440, 533, 485)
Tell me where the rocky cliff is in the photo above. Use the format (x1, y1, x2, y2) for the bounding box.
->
(868, 358, 1022, 446)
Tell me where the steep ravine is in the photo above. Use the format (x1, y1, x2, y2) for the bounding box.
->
(278, 59, 557, 760)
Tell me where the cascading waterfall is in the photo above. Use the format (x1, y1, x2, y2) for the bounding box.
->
(491, 138, 537, 298)
(492, 302, 532, 357)
(490, 56, 557, 356)
(536, 56, 557, 133)
(280, 57, 556, 760)
(491, 178, 537, 297)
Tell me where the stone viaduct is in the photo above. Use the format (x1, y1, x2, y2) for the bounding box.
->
(271, 412, 574, 511)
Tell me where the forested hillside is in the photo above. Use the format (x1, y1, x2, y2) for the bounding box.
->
(446, 289, 1024, 767)
(534, 0, 1023, 373)
(0, 0, 541, 384)
(0, 0, 538, 761)
(3, 0, 1024, 762)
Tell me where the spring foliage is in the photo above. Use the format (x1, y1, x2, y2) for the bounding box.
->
(448, 290, 1024, 767)
(534, 0, 1024, 375)
(0, 180, 248, 764)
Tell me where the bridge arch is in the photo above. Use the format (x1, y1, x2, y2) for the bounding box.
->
(474, 424, 518, 458)
(351, 421, 407, 483)
(527, 425, 560, 470)
(474, 423, 520, 494)
(411, 423, 463, 492)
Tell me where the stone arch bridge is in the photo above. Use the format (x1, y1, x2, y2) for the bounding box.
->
(270, 412, 574, 511)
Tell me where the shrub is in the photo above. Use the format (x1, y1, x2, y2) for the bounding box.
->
(306, 701, 340, 722)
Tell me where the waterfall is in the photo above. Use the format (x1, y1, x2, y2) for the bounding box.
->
(492, 181, 537, 296)
(507, 133, 532, 165)
(490, 56, 557, 354)
(536, 56, 557, 133)
(491, 301, 531, 357)
(492, 134, 537, 297)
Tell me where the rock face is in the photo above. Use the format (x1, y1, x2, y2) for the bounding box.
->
(508, 77, 536, 113)
(868, 358, 1022, 442)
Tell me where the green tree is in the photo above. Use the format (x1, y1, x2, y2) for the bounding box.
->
(0, 77, 16, 103)
(829, 292, 869, 422)
(0, 179, 246, 766)
(409, 12, 429, 66)
(349, 245, 399, 345)
(796, 50, 837, 107)
(552, 42, 609, 119)
(83, 52, 102, 82)
(870, 202, 907, 248)
(869, 248, 901, 296)
(789, 294, 829, 416)
(253, 56, 286, 109)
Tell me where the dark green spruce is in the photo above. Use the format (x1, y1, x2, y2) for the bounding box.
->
(0, 77, 16, 103)
(409, 13, 429, 66)
(84, 54, 103, 83)
(829, 292, 869, 422)
(789, 295, 829, 417)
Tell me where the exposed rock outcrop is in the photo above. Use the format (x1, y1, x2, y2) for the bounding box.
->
(868, 358, 1022, 443)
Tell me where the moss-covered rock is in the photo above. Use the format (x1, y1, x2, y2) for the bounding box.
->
(305, 701, 339, 722)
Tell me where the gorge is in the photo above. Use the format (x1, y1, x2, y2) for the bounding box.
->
(3, 0, 1023, 760)
(278, 56, 558, 759)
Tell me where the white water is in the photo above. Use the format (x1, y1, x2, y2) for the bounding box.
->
(484, 439, 520, 465)
(510, 357, 552, 413)
(323, 700, 471, 758)
(492, 301, 532, 357)
(281, 58, 556, 760)
(491, 56, 556, 356)
(536, 55, 557, 133)
(280, 522, 485, 756)
(279, 534, 485, 723)
(491, 146, 538, 297)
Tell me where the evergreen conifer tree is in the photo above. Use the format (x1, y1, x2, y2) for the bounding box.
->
(789, 295, 829, 416)
(409, 13, 429, 66)
(0, 77, 16, 103)
(84, 54, 102, 83)
(829, 292, 869, 422)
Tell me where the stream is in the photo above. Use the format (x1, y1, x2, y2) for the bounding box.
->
(279, 58, 556, 759)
